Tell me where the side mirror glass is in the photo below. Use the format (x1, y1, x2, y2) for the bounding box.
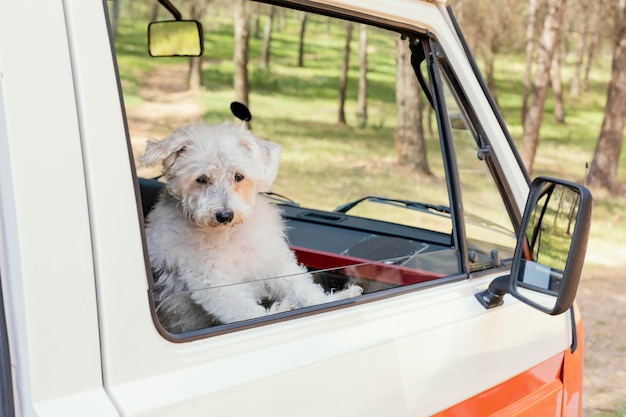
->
(509, 177, 592, 315)
(148, 20, 204, 57)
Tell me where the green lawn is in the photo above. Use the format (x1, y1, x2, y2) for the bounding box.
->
(114, 6, 626, 259)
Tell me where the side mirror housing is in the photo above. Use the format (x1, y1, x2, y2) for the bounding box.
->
(475, 177, 592, 315)
(148, 20, 204, 57)
(509, 177, 592, 315)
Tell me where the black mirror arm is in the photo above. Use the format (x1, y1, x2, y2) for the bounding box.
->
(158, 0, 182, 20)
(475, 275, 509, 309)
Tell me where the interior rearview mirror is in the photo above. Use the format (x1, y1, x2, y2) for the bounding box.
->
(148, 20, 204, 57)
(509, 177, 592, 315)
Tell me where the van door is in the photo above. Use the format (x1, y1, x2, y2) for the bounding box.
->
(87, 1, 576, 415)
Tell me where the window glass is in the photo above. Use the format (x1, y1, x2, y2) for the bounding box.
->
(437, 67, 517, 271)
(110, 1, 468, 335)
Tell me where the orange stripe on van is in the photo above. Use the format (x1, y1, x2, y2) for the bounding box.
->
(433, 353, 565, 417)
(561, 303, 584, 416)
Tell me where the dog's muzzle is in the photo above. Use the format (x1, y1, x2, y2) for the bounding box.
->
(215, 209, 235, 224)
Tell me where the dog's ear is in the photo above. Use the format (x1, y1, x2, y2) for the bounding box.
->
(238, 125, 281, 192)
(253, 137, 281, 192)
(139, 130, 193, 169)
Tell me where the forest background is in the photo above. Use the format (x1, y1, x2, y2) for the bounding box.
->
(108, 0, 626, 415)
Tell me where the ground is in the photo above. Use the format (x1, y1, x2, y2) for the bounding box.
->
(579, 263, 626, 416)
(127, 64, 626, 417)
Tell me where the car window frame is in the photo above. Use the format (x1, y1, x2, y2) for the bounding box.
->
(425, 37, 524, 272)
(129, 7, 520, 341)
(422, 38, 470, 275)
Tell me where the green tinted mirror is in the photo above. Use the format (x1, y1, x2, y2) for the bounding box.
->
(148, 20, 203, 57)
(510, 177, 592, 315)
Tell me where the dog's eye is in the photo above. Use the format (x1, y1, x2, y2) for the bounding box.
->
(234, 173, 245, 182)
(196, 175, 210, 185)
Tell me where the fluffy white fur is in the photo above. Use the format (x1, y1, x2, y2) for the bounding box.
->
(140, 122, 362, 333)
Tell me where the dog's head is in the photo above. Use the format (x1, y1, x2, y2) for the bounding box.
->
(140, 122, 281, 227)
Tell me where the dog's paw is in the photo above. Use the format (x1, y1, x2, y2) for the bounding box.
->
(267, 300, 295, 314)
(332, 284, 363, 299)
(346, 284, 364, 297)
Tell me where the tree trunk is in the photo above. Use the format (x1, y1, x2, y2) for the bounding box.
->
(260, 6, 274, 70)
(395, 37, 431, 175)
(582, 32, 598, 92)
(522, 0, 539, 125)
(150, 2, 159, 21)
(521, 0, 567, 173)
(583, 1, 604, 92)
(233, 0, 250, 103)
(234, 0, 251, 124)
(338, 22, 353, 125)
(253, 16, 260, 39)
(297, 12, 307, 67)
(484, 46, 498, 106)
(110, 0, 121, 38)
(188, 57, 203, 92)
(357, 24, 368, 127)
(569, 3, 590, 97)
(587, 5, 626, 193)
(551, 45, 565, 123)
(187, 0, 208, 92)
(426, 104, 433, 136)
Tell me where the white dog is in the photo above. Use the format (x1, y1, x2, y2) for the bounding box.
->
(140, 122, 362, 333)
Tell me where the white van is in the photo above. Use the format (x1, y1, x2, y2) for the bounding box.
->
(0, 0, 591, 416)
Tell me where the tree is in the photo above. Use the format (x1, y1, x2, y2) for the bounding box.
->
(338, 22, 353, 125)
(569, 1, 591, 97)
(449, 0, 521, 105)
(357, 24, 368, 127)
(187, 0, 209, 92)
(520, 0, 567, 173)
(395, 37, 431, 175)
(568, 0, 606, 95)
(233, 0, 251, 109)
(110, 0, 121, 38)
(260, 6, 275, 70)
(188, 57, 203, 93)
(582, 1, 605, 92)
(521, 0, 539, 124)
(586, 3, 626, 193)
(550, 45, 565, 123)
(481, 43, 499, 105)
(150, 2, 160, 21)
(297, 12, 308, 67)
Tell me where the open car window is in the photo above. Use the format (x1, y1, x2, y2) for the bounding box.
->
(110, 1, 516, 337)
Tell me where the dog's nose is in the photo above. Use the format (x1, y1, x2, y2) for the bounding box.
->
(215, 210, 235, 224)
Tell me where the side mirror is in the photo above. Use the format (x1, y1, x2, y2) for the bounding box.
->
(475, 177, 592, 315)
(148, 20, 204, 57)
(509, 177, 592, 315)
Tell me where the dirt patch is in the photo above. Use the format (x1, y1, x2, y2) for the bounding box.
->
(579, 218, 626, 416)
(126, 63, 203, 179)
(127, 63, 626, 416)
(579, 262, 626, 416)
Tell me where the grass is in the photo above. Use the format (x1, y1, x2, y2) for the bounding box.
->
(113, 4, 626, 259)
